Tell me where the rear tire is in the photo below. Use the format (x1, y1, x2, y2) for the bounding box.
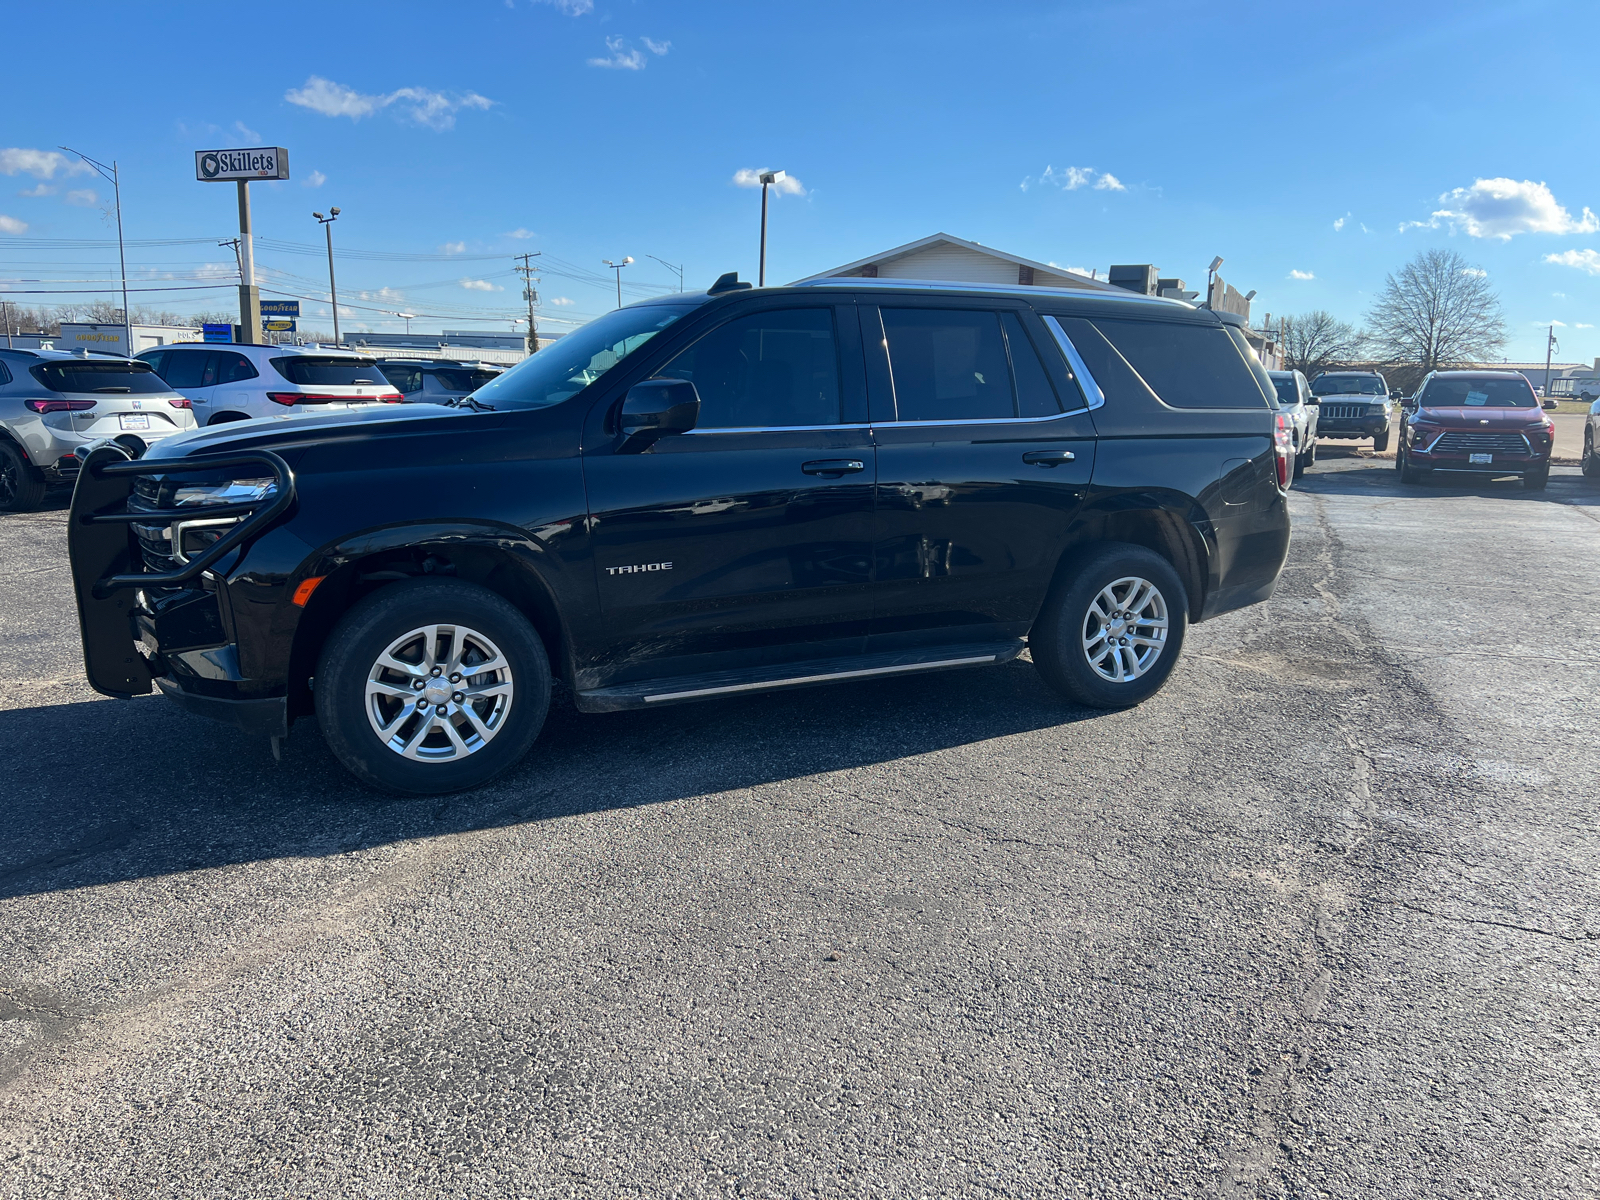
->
(1372, 430, 1390, 453)
(1583, 428, 1599, 480)
(0, 441, 48, 513)
(316, 580, 551, 794)
(1030, 544, 1188, 710)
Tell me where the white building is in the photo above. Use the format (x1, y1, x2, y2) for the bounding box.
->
(53, 322, 202, 356)
(795, 233, 1123, 292)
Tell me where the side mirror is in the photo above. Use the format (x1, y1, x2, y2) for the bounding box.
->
(1304, 395, 1319, 404)
(617, 378, 700, 452)
(1542, 398, 1558, 410)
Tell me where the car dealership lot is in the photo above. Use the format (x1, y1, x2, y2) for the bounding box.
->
(1, 462, 1596, 1197)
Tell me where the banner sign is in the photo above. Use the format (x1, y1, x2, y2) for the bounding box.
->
(195, 147, 290, 182)
(202, 323, 233, 343)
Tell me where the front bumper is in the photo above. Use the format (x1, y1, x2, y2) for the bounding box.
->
(154, 676, 288, 738)
(1317, 417, 1389, 439)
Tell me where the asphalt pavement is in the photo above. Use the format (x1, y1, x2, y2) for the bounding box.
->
(1, 455, 1596, 1198)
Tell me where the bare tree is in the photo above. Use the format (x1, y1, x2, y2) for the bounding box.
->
(1279, 310, 1368, 379)
(1366, 248, 1507, 379)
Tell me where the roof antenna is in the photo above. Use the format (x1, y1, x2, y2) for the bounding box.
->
(708, 272, 753, 295)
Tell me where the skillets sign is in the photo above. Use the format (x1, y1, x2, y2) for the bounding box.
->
(195, 147, 290, 182)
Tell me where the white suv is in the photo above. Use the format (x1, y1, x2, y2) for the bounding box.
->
(136, 343, 402, 426)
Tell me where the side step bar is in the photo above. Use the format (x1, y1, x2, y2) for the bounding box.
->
(574, 640, 1027, 713)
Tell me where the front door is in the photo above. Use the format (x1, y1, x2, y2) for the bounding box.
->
(861, 302, 1097, 651)
(581, 301, 876, 688)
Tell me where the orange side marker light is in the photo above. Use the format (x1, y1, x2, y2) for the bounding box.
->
(292, 576, 327, 607)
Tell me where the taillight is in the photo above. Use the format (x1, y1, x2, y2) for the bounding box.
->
(380, 392, 404, 403)
(1274, 413, 1293, 489)
(265, 392, 352, 406)
(168, 396, 192, 409)
(26, 399, 96, 414)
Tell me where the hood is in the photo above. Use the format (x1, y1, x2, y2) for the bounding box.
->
(137, 401, 480, 464)
(1414, 405, 1545, 426)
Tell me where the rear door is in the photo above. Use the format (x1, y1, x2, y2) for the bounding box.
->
(158, 347, 221, 420)
(862, 300, 1097, 651)
(581, 299, 876, 687)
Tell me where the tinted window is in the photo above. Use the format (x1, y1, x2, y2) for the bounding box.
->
(1001, 311, 1061, 417)
(1311, 374, 1386, 396)
(161, 349, 216, 389)
(1270, 375, 1299, 405)
(381, 365, 424, 394)
(29, 361, 171, 395)
(140, 350, 169, 378)
(1091, 319, 1269, 409)
(1419, 377, 1538, 408)
(270, 356, 385, 386)
(882, 308, 1013, 422)
(474, 303, 696, 411)
(214, 352, 257, 384)
(432, 368, 498, 391)
(0, 360, 11, 385)
(655, 308, 841, 428)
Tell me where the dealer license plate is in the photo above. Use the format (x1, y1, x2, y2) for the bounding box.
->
(119, 414, 150, 431)
(1468, 452, 1492, 464)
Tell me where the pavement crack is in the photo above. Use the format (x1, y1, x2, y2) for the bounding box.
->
(1368, 897, 1591, 942)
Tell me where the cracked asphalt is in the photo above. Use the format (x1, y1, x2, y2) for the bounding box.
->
(2, 450, 1597, 1198)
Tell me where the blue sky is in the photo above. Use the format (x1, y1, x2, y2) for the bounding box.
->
(2, 0, 1597, 361)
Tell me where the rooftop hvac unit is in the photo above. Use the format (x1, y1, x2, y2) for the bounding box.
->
(1108, 264, 1158, 295)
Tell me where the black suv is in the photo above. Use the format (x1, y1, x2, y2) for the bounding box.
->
(375, 359, 503, 405)
(68, 276, 1291, 794)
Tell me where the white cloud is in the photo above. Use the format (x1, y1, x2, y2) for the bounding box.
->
(1577, 323, 1595, 329)
(1333, 214, 1348, 231)
(303, 169, 326, 189)
(0, 148, 92, 180)
(731, 168, 806, 196)
(589, 36, 647, 69)
(1022, 165, 1127, 194)
(529, 0, 592, 11)
(1459, 267, 1488, 277)
(17, 183, 53, 197)
(284, 76, 494, 130)
(232, 120, 261, 142)
(548, 296, 576, 306)
(65, 189, 98, 207)
(642, 37, 671, 55)
(441, 241, 466, 254)
(1359, 223, 1371, 233)
(1404, 178, 1599, 240)
(0, 214, 28, 234)
(1288, 269, 1315, 280)
(1533, 319, 1567, 327)
(1553, 291, 1567, 299)
(459, 278, 502, 291)
(506, 228, 535, 239)
(1545, 248, 1600, 276)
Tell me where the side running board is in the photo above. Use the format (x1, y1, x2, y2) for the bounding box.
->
(574, 640, 1026, 713)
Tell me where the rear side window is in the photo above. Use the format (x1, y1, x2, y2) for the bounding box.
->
(140, 350, 169, 378)
(29, 361, 172, 395)
(270, 356, 385, 386)
(1000, 312, 1062, 417)
(381, 365, 424, 393)
(161, 349, 216, 389)
(214, 352, 258, 384)
(0, 360, 12, 385)
(882, 309, 1014, 421)
(1091, 318, 1270, 409)
(655, 307, 841, 428)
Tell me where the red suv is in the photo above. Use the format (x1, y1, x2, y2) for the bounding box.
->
(1397, 371, 1556, 490)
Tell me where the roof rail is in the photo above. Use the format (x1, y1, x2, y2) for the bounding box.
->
(791, 276, 1194, 308)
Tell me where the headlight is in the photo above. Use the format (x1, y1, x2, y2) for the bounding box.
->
(172, 478, 277, 507)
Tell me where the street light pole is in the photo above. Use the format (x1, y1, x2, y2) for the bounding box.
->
(756, 170, 787, 287)
(645, 254, 684, 292)
(314, 208, 341, 346)
(602, 257, 633, 309)
(1545, 324, 1558, 398)
(61, 147, 131, 353)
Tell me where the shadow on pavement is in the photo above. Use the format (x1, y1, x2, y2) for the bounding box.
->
(0, 657, 1096, 900)
(1295, 461, 1600, 505)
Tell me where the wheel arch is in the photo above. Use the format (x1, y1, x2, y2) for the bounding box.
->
(1049, 496, 1211, 624)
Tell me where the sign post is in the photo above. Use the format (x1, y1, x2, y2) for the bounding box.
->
(195, 147, 290, 345)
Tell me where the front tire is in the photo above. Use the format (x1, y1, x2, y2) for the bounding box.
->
(1030, 544, 1188, 710)
(1396, 446, 1428, 485)
(1523, 467, 1549, 491)
(1372, 429, 1390, 453)
(316, 580, 551, 794)
(1583, 428, 1599, 480)
(0, 441, 48, 513)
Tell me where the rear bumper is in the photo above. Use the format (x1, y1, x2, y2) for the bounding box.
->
(154, 676, 288, 738)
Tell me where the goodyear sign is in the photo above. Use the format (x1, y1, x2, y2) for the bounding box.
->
(195, 147, 290, 182)
(260, 300, 300, 317)
(263, 320, 297, 333)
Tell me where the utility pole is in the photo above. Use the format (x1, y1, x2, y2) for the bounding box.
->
(2, 299, 12, 349)
(61, 147, 130, 354)
(1545, 324, 1558, 398)
(514, 252, 542, 354)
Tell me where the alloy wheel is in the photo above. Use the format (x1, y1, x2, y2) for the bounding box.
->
(365, 623, 515, 761)
(1082, 576, 1169, 683)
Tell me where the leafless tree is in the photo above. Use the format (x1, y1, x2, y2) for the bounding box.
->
(1366, 248, 1507, 380)
(1278, 310, 1369, 379)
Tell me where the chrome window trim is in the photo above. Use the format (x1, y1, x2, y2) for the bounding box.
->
(875, 411, 1085, 430)
(681, 422, 869, 435)
(1041, 315, 1106, 411)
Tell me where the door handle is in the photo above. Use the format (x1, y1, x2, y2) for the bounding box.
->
(802, 459, 866, 476)
(1022, 450, 1076, 467)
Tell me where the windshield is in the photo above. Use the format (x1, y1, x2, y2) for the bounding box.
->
(30, 360, 172, 395)
(468, 304, 698, 411)
(1270, 376, 1299, 405)
(1311, 374, 1387, 396)
(270, 356, 385, 387)
(434, 368, 500, 391)
(1419, 377, 1537, 408)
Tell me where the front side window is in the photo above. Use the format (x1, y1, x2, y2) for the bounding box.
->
(1418, 377, 1538, 408)
(1091, 318, 1270, 409)
(472, 303, 698, 411)
(654, 307, 841, 428)
(882, 308, 1014, 422)
(270, 356, 385, 387)
(30, 360, 172, 395)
